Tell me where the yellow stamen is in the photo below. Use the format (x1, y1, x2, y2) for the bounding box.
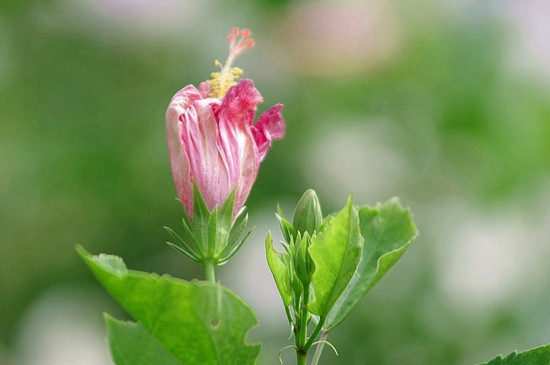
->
(208, 28, 254, 99)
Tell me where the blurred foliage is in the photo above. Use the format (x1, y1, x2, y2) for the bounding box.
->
(1, 0, 550, 364)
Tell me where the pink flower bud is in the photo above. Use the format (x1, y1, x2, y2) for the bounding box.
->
(166, 78, 285, 218)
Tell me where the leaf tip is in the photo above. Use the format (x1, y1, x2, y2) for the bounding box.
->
(97, 253, 129, 276)
(75, 243, 90, 259)
(346, 194, 354, 207)
(77, 245, 128, 277)
(103, 312, 118, 327)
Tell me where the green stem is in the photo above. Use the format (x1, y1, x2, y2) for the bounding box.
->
(310, 330, 329, 365)
(296, 285, 310, 365)
(297, 350, 307, 365)
(304, 317, 326, 351)
(204, 260, 216, 282)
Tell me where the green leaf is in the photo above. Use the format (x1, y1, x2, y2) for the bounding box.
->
(265, 232, 293, 307)
(105, 314, 182, 365)
(76, 245, 260, 365)
(308, 196, 363, 318)
(477, 344, 550, 365)
(324, 198, 418, 330)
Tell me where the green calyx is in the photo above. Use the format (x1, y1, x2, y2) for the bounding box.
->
(164, 183, 253, 268)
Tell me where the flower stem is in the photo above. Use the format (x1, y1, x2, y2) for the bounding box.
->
(310, 330, 329, 365)
(204, 260, 216, 282)
(296, 285, 310, 365)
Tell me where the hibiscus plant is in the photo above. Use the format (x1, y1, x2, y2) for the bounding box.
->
(77, 28, 550, 365)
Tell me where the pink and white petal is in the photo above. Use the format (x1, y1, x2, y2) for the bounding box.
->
(216, 106, 259, 215)
(256, 103, 285, 139)
(200, 106, 234, 210)
(235, 132, 259, 214)
(198, 81, 211, 99)
(165, 85, 203, 215)
(250, 127, 271, 162)
(185, 98, 232, 212)
(216, 79, 263, 185)
(252, 103, 285, 161)
(221, 79, 263, 122)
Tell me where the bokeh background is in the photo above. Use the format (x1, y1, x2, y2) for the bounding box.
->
(2, 0, 550, 364)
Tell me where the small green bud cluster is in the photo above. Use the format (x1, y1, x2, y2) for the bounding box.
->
(267, 190, 417, 364)
(268, 189, 326, 361)
(276, 189, 324, 288)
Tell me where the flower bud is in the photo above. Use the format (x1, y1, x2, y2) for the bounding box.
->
(292, 189, 323, 235)
(293, 233, 315, 286)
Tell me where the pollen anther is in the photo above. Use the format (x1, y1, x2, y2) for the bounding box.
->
(208, 27, 255, 99)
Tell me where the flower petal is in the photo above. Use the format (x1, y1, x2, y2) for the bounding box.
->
(166, 78, 285, 218)
(197, 81, 211, 98)
(252, 103, 285, 161)
(166, 85, 203, 216)
(220, 78, 263, 124)
(215, 79, 262, 215)
(186, 99, 231, 213)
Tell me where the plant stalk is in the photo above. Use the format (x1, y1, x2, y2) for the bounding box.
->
(204, 260, 216, 282)
(296, 285, 310, 365)
(310, 329, 329, 365)
(304, 317, 326, 351)
(297, 349, 307, 365)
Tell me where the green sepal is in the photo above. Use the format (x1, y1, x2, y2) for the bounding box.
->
(180, 216, 205, 257)
(77, 245, 260, 365)
(289, 260, 304, 305)
(166, 184, 249, 266)
(276, 204, 296, 244)
(323, 198, 417, 331)
(207, 207, 218, 258)
(166, 241, 198, 262)
(214, 187, 236, 257)
(476, 343, 550, 365)
(219, 226, 254, 265)
(265, 232, 293, 307)
(308, 196, 363, 318)
(163, 226, 200, 262)
(293, 232, 314, 287)
(224, 210, 249, 255)
(218, 203, 251, 264)
(192, 183, 211, 256)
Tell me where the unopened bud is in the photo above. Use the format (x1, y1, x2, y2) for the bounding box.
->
(292, 189, 323, 235)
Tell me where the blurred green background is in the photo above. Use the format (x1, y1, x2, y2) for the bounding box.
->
(2, 0, 550, 364)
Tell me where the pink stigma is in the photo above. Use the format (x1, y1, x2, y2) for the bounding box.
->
(226, 27, 255, 67)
